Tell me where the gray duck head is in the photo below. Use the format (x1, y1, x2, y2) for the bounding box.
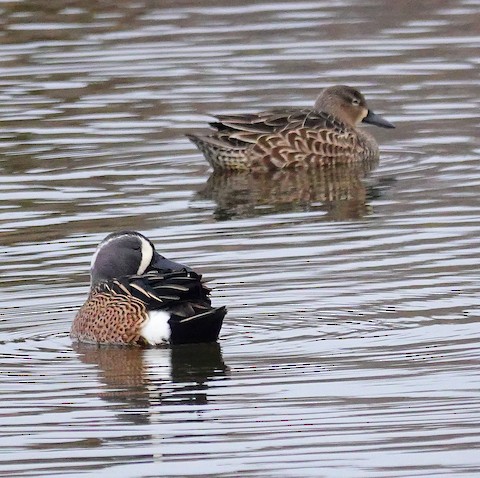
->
(90, 231, 190, 286)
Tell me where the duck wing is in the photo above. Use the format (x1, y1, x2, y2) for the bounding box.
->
(99, 270, 212, 312)
(210, 108, 345, 146)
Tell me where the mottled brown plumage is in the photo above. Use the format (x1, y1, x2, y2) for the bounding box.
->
(187, 85, 395, 171)
(72, 287, 146, 345)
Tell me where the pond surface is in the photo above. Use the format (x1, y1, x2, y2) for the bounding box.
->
(1, 0, 480, 476)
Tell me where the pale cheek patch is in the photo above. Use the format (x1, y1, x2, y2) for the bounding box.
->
(140, 311, 171, 345)
(137, 237, 154, 275)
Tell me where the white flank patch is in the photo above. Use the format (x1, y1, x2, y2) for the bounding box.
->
(140, 310, 171, 345)
(137, 236, 154, 274)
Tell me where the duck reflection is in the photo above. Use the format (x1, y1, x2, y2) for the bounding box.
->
(72, 342, 228, 412)
(196, 158, 389, 221)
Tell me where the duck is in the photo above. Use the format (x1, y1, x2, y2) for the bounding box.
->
(187, 85, 395, 171)
(71, 231, 226, 346)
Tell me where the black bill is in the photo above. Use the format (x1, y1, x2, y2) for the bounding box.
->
(362, 110, 395, 129)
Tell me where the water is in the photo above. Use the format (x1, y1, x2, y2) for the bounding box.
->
(1, 0, 480, 476)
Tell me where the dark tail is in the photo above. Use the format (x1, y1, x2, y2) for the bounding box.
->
(169, 306, 227, 345)
(186, 133, 206, 150)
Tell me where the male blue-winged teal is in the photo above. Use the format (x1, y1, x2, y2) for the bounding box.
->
(187, 85, 395, 171)
(71, 231, 226, 346)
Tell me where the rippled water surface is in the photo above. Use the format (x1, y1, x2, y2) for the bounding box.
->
(1, 0, 480, 476)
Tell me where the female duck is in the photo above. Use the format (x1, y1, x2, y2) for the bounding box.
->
(187, 85, 395, 171)
(71, 231, 226, 346)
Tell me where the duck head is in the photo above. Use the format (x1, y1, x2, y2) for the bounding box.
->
(90, 231, 190, 286)
(314, 85, 395, 129)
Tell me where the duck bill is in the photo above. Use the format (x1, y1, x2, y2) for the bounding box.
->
(150, 251, 191, 273)
(362, 110, 395, 129)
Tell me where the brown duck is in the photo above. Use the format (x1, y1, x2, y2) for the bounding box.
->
(187, 85, 395, 171)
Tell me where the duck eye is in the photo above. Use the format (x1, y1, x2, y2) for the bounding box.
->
(352, 98, 360, 106)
